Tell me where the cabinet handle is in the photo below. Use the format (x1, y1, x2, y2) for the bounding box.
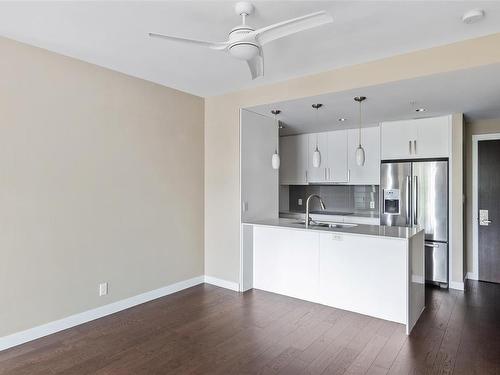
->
(305, 170, 308, 182)
(347, 169, 350, 182)
(409, 140, 412, 154)
(324, 168, 327, 181)
(414, 140, 417, 154)
(329, 168, 331, 181)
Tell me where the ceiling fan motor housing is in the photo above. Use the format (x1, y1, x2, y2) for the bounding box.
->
(228, 26, 259, 60)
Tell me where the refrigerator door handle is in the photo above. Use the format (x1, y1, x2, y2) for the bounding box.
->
(406, 176, 411, 225)
(414, 175, 419, 225)
(426, 243, 439, 248)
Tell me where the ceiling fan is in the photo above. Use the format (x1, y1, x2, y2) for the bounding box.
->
(149, 2, 333, 80)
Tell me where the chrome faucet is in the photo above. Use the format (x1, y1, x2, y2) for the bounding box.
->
(305, 194, 326, 228)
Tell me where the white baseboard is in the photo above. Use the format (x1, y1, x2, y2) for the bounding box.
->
(0, 275, 204, 352)
(466, 272, 478, 280)
(449, 280, 465, 291)
(204, 275, 240, 292)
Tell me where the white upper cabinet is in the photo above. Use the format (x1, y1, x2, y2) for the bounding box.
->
(415, 116, 450, 158)
(280, 134, 308, 185)
(381, 116, 450, 160)
(327, 130, 349, 182)
(380, 119, 417, 160)
(307, 132, 329, 183)
(307, 130, 348, 183)
(347, 126, 380, 185)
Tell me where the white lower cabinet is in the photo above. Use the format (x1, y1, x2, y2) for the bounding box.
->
(318, 232, 406, 323)
(253, 226, 319, 302)
(253, 226, 408, 324)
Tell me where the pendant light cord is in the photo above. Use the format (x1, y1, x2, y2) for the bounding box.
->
(358, 100, 362, 147)
(275, 114, 279, 153)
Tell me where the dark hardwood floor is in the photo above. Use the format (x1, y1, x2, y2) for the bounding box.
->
(1, 280, 499, 374)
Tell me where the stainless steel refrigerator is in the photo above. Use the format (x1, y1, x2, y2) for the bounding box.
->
(380, 160, 448, 287)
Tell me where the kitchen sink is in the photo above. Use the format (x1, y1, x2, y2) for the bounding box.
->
(294, 220, 358, 229)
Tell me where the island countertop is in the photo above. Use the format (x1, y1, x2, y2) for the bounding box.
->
(244, 218, 421, 239)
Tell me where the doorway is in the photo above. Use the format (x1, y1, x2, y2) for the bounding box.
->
(473, 134, 500, 283)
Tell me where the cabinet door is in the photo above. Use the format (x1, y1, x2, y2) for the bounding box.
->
(280, 134, 308, 185)
(326, 130, 348, 182)
(254, 226, 320, 302)
(319, 233, 406, 323)
(347, 126, 380, 185)
(381, 120, 417, 160)
(415, 116, 450, 158)
(307, 132, 328, 183)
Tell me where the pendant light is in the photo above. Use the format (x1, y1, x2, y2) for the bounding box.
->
(271, 110, 281, 169)
(311, 104, 323, 168)
(354, 96, 366, 166)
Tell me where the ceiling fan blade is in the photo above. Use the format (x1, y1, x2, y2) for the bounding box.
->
(148, 32, 228, 51)
(247, 49, 264, 80)
(252, 11, 333, 45)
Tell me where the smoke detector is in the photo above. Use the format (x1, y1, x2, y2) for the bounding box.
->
(462, 9, 485, 24)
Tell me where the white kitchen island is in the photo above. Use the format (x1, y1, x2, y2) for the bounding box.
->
(242, 219, 425, 334)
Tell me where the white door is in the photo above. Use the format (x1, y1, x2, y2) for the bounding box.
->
(280, 134, 308, 185)
(347, 126, 380, 185)
(307, 132, 328, 183)
(381, 120, 417, 160)
(415, 116, 450, 158)
(327, 130, 348, 182)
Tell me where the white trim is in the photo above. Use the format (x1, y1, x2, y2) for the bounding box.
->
(466, 272, 478, 280)
(449, 281, 464, 291)
(0, 276, 204, 352)
(471, 133, 500, 282)
(448, 115, 453, 291)
(204, 275, 240, 292)
(239, 108, 244, 292)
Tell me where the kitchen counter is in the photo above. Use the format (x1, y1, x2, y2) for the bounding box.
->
(246, 217, 420, 239)
(242, 219, 425, 334)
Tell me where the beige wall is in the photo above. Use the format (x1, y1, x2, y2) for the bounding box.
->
(0, 37, 204, 336)
(205, 32, 500, 286)
(451, 114, 464, 283)
(464, 118, 500, 277)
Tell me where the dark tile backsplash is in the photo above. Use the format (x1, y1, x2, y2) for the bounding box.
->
(287, 185, 379, 214)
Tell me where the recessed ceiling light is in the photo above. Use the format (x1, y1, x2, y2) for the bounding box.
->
(415, 108, 427, 112)
(338, 118, 346, 122)
(462, 9, 485, 24)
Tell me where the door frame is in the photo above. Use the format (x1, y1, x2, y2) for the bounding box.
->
(471, 133, 500, 280)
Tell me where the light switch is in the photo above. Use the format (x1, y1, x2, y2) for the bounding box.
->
(298, 199, 303, 206)
(370, 201, 375, 209)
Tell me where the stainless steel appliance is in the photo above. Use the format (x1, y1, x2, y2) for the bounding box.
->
(380, 160, 448, 287)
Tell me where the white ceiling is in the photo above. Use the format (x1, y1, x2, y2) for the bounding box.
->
(248, 63, 500, 135)
(0, 1, 500, 97)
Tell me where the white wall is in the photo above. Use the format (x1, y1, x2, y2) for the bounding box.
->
(240, 110, 279, 222)
(0, 37, 204, 337)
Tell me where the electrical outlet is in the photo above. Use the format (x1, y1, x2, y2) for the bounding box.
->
(370, 201, 375, 209)
(99, 282, 108, 296)
(298, 198, 303, 206)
